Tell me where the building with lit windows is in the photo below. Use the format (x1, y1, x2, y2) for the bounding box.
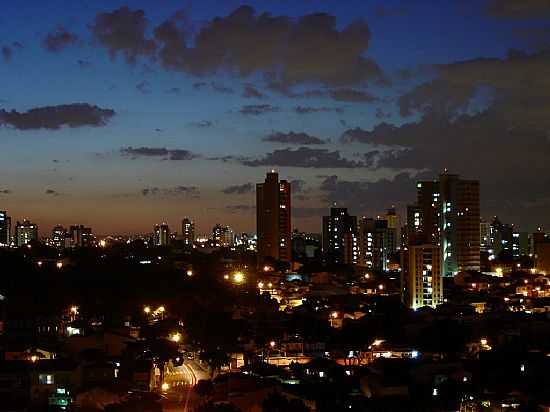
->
(401, 244, 443, 309)
(212, 224, 234, 247)
(69, 225, 95, 248)
(0, 211, 11, 246)
(15, 219, 38, 246)
(51, 225, 68, 249)
(358, 217, 392, 271)
(153, 223, 170, 246)
(256, 171, 291, 263)
(322, 207, 358, 265)
(413, 173, 480, 276)
(181, 218, 194, 249)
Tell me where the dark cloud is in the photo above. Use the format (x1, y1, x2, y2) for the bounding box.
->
(375, 108, 392, 119)
(294, 106, 343, 114)
(0, 103, 115, 130)
(290, 179, 306, 194)
(120, 147, 198, 161)
(1, 47, 12, 62)
(0, 189, 12, 195)
(136, 80, 151, 94)
(90, 6, 156, 64)
(240, 104, 280, 116)
(486, 0, 550, 19)
(193, 81, 234, 94)
(293, 207, 327, 218)
(43, 27, 79, 52)
(241, 147, 364, 168)
(142, 186, 199, 197)
(398, 50, 550, 127)
(77, 59, 92, 69)
(373, 6, 409, 18)
(1, 42, 23, 62)
(222, 183, 254, 194)
(330, 88, 378, 102)
(319, 173, 422, 213)
(152, 5, 382, 86)
(166, 87, 181, 94)
(264, 131, 325, 145)
(45, 189, 62, 196)
(188, 120, 213, 128)
(243, 84, 265, 99)
(226, 204, 255, 213)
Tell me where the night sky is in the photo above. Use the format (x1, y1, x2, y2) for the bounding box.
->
(1, 0, 549, 235)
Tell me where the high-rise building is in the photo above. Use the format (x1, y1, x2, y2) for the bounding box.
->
(480, 218, 491, 253)
(15, 219, 38, 247)
(154, 223, 170, 246)
(181, 218, 195, 249)
(212, 224, 234, 247)
(322, 207, 358, 265)
(488, 217, 513, 258)
(51, 225, 68, 249)
(401, 244, 443, 309)
(0, 211, 11, 246)
(385, 207, 401, 253)
(256, 171, 291, 263)
(358, 217, 392, 271)
(414, 173, 480, 275)
(69, 225, 95, 248)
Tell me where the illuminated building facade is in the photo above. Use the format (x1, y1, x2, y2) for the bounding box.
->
(154, 223, 170, 246)
(181, 218, 194, 249)
(401, 244, 443, 309)
(15, 219, 38, 246)
(0, 211, 10, 246)
(414, 173, 480, 276)
(256, 171, 291, 263)
(322, 207, 358, 265)
(358, 217, 392, 271)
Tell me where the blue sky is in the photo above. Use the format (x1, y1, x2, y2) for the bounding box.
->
(1, 0, 549, 235)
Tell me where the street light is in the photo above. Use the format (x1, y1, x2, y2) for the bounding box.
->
(233, 272, 245, 284)
(161, 382, 170, 392)
(144, 306, 151, 314)
(171, 333, 182, 343)
(186, 269, 193, 277)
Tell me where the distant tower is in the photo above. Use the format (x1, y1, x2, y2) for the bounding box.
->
(322, 207, 358, 265)
(15, 219, 38, 247)
(256, 171, 291, 263)
(0, 211, 11, 246)
(401, 244, 443, 309)
(181, 218, 195, 249)
(154, 223, 170, 246)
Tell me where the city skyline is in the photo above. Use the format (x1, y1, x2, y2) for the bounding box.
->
(2, 0, 550, 234)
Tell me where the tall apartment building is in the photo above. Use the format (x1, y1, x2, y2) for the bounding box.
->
(322, 207, 358, 265)
(69, 225, 94, 248)
(413, 173, 480, 275)
(15, 219, 38, 247)
(401, 244, 443, 309)
(181, 218, 195, 249)
(0, 211, 11, 246)
(358, 217, 391, 271)
(154, 223, 170, 246)
(256, 171, 291, 263)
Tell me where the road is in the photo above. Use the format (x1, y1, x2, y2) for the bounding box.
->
(160, 360, 210, 411)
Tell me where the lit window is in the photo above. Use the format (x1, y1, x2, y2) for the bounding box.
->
(39, 374, 54, 385)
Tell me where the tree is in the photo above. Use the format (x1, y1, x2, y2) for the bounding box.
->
(199, 349, 230, 377)
(195, 379, 214, 398)
(262, 392, 309, 412)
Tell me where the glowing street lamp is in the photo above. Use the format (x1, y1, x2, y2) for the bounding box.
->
(186, 269, 193, 277)
(171, 333, 182, 343)
(70, 306, 79, 315)
(56, 262, 63, 269)
(144, 306, 151, 314)
(233, 272, 245, 284)
(269, 340, 276, 348)
(161, 382, 170, 392)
